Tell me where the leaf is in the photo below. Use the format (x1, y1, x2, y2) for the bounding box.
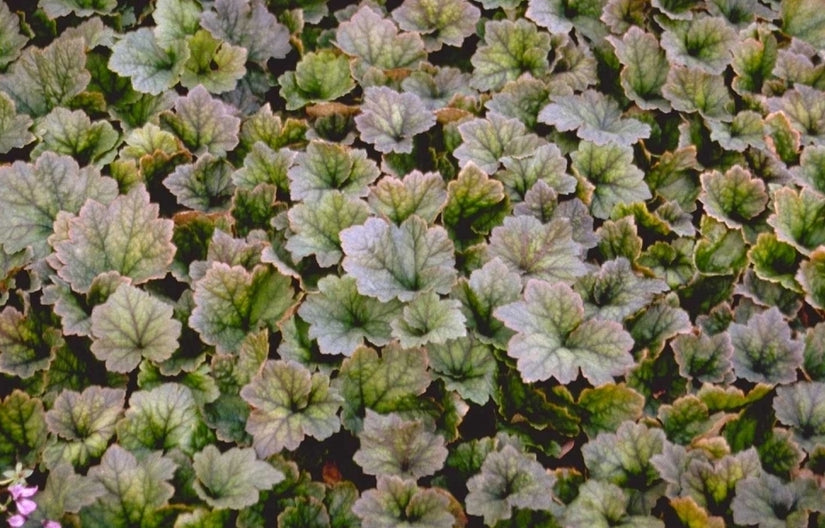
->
(88, 283, 181, 373)
(279, 50, 355, 110)
(153, 0, 202, 46)
(298, 274, 402, 356)
(165, 154, 235, 212)
(731, 34, 778, 95)
(200, 0, 291, 64)
(368, 170, 447, 224)
(774, 381, 825, 452)
(660, 17, 739, 74)
(443, 162, 509, 244)
(190, 263, 297, 352)
(470, 18, 552, 91)
(539, 90, 651, 145)
(494, 279, 635, 385)
(465, 444, 555, 525)
(241, 360, 342, 455)
(390, 290, 466, 348)
(0, 307, 62, 379)
(576, 257, 669, 321)
(578, 384, 644, 438)
(429, 337, 497, 405)
(288, 141, 380, 202)
(699, 165, 768, 229)
(43, 386, 125, 468)
(335, 5, 425, 71)
(768, 187, 825, 256)
(0, 37, 90, 117)
(672, 331, 734, 384)
(454, 112, 545, 175)
(693, 216, 747, 275)
(181, 29, 247, 94)
(795, 144, 825, 194)
(526, 0, 605, 36)
(278, 497, 331, 528)
(193, 445, 284, 509)
(32, 463, 105, 523)
(0, 2, 26, 68)
(565, 480, 664, 528)
(769, 85, 825, 144)
(354, 86, 435, 154)
(392, 0, 480, 49)
(160, 85, 240, 156)
(32, 107, 119, 166)
(233, 142, 294, 192)
(0, 91, 33, 154)
(571, 141, 652, 219)
(352, 475, 455, 528)
(40, 0, 116, 18)
(0, 152, 118, 258)
(707, 111, 765, 151)
(82, 445, 176, 527)
(803, 322, 825, 381)
(117, 383, 209, 454)
(498, 143, 576, 200)
(488, 215, 587, 284)
(798, 247, 825, 310)
(337, 345, 431, 432)
(0, 390, 47, 467)
(729, 307, 803, 384)
(602, 0, 647, 36)
(782, 0, 825, 49)
(402, 66, 475, 111)
(749, 232, 802, 292)
(732, 472, 823, 528)
(662, 65, 733, 119)
(54, 185, 174, 293)
(108, 28, 189, 95)
(340, 216, 456, 303)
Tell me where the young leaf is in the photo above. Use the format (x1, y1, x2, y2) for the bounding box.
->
(288, 141, 380, 202)
(0, 91, 33, 154)
(279, 50, 355, 110)
(160, 85, 240, 156)
(731, 34, 777, 95)
(470, 18, 552, 91)
(340, 216, 456, 302)
(0, 307, 62, 379)
(729, 307, 803, 384)
(494, 279, 635, 385)
(0, 391, 47, 467)
(200, 0, 290, 64)
(662, 65, 733, 119)
(54, 185, 174, 293)
(749, 232, 802, 291)
(672, 331, 734, 384)
(391, 290, 466, 348)
(0, 152, 118, 258)
(392, 0, 481, 50)
(577, 384, 645, 438)
(402, 66, 475, 111)
(277, 497, 331, 528)
(769, 85, 825, 144)
(443, 162, 508, 244)
(352, 475, 455, 528)
(429, 337, 497, 404)
(488, 215, 587, 284)
(498, 143, 576, 200)
(190, 263, 297, 352)
(565, 480, 664, 528)
(660, 17, 738, 74)
(368, 170, 447, 224)
(465, 444, 555, 525)
(193, 445, 284, 509)
(165, 154, 235, 212)
(181, 29, 247, 94)
(571, 140, 652, 219)
(153, 0, 201, 45)
(707, 111, 765, 151)
(353, 410, 447, 479)
(693, 216, 747, 275)
(798, 247, 825, 310)
(803, 322, 825, 381)
(240, 360, 342, 455)
(774, 381, 825, 452)
(32, 107, 119, 166)
(576, 257, 669, 321)
(0, 3, 26, 69)
(43, 386, 125, 468)
(89, 283, 181, 373)
(607, 27, 670, 111)
(286, 191, 370, 267)
(454, 112, 546, 175)
(335, 5, 425, 71)
(781, 0, 825, 49)
(452, 258, 521, 348)
(298, 275, 403, 356)
(768, 187, 825, 256)
(108, 28, 189, 95)
(699, 165, 768, 229)
(538, 90, 651, 145)
(233, 142, 294, 192)
(354, 86, 435, 154)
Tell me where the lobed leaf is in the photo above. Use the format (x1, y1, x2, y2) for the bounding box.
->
(354, 86, 435, 154)
(538, 90, 651, 145)
(353, 475, 455, 528)
(729, 307, 803, 384)
(470, 19, 552, 92)
(192, 445, 284, 509)
(571, 141, 651, 219)
(200, 0, 290, 64)
(288, 140, 380, 202)
(391, 290, 466, 348)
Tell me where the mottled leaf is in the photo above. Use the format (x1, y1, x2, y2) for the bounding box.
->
(160, 85, 240, 156)
(539, 90, 651, 145)
(470, 19, 552, 91)
(200, 0, 290, 64)
(288, 141, 380, 202)
(354, 86, 435, 154)
(193, 445, 284, 509)
(729, 307, 803, 384)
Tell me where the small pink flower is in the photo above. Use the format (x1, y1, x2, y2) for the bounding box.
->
(15, 497, 36, 516)
(8, 485, 37, 501)
(7, 515, 25, 528)
(42, 521, 61, 528)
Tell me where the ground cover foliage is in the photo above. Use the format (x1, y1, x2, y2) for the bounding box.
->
(1, 0, 825, 526)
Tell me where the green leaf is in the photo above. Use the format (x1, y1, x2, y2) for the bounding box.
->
(498, 143, 576, 200)
(108, 28, 189, 95)
(402, 65, 475, 111)
(181, 29, 247, 94)
(337, 345, 431, 432)
(0, 307, 62, 379)
(802, 322, 825, 381)
(443, 162, 509, 244)
(662, 65, 733, 119)
(488, 215, 587, 283)
(576, 257, 669, 321)
(769, 187, 825, 256)
(454, 112, 545, 175)
(352, 475, 455, 528)
(782, 0, 825, 49)
(733, 472, 823, 528)
(769, 85, 825, 144)
(597, 216, 642, 263)
(32, 108, 119, 166)
(279, 50, 355, 110)
(672, 331, 734, 383)
(392, 0, 480, 50)
(154, 0, 202, 46)
(660, 16, 738, 74)
(160, 85, 240, 156)
(54, 185, 175, 293)
(565, 480, 664, 528)
(0, 152, 118, 258)
(233, 142, 294, 192)
(526, 0, 606, 37)
(117, 382, 209, 454)
(335, 5, 425, 71)
(298, 274, 402, 356)
(193, 445, 284, 509)
(795, 144, 825, 194)
(693, 216, 747, 275)
(429, 337, 497, 405)
(40, 0, 116, 18)
(32, 463, 105, 522)
(355, 86, 435, 154)
(190, 263, 297, 352)
(465, 444, 555, 525)
(494, 279, 635, 385)
(368, 170, 447, 224)
(43, 386, 125, 468)
(730, 307, 803, 384)
(0, 37, 90, 117)
(200, 0, 290, 64)
(89, 283, 181, 373)
(699, 165, 768, 229)
(278, 497, 331, 528)
(353, 410, 447, 479)
(571, 141, 651, 219)
(749, 232, 802, 291)
(539, 90, 651, 145)
(798, 247, 825, 310)
(731, 33, 777, 95)
(470, 18, 552, 91)
(0, 2, 26, 68)
(707, 111, 765, 151)
(607, 27, 670, 111)
(577, 384, 645, 438)
(681, 448, 763, 514)
(390, 290, 466, 348)
(340, 216, 456, 303)
(82, 445, 176, 527)
(0, 390, 47, 467)
(165, 154, 235, 212)
(659, 394, 718, 445)
(774, 381, 825, 452)
(288, 141, 380, 202)
(241, 360, 342, 455)
(0, 91, 33, 154)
